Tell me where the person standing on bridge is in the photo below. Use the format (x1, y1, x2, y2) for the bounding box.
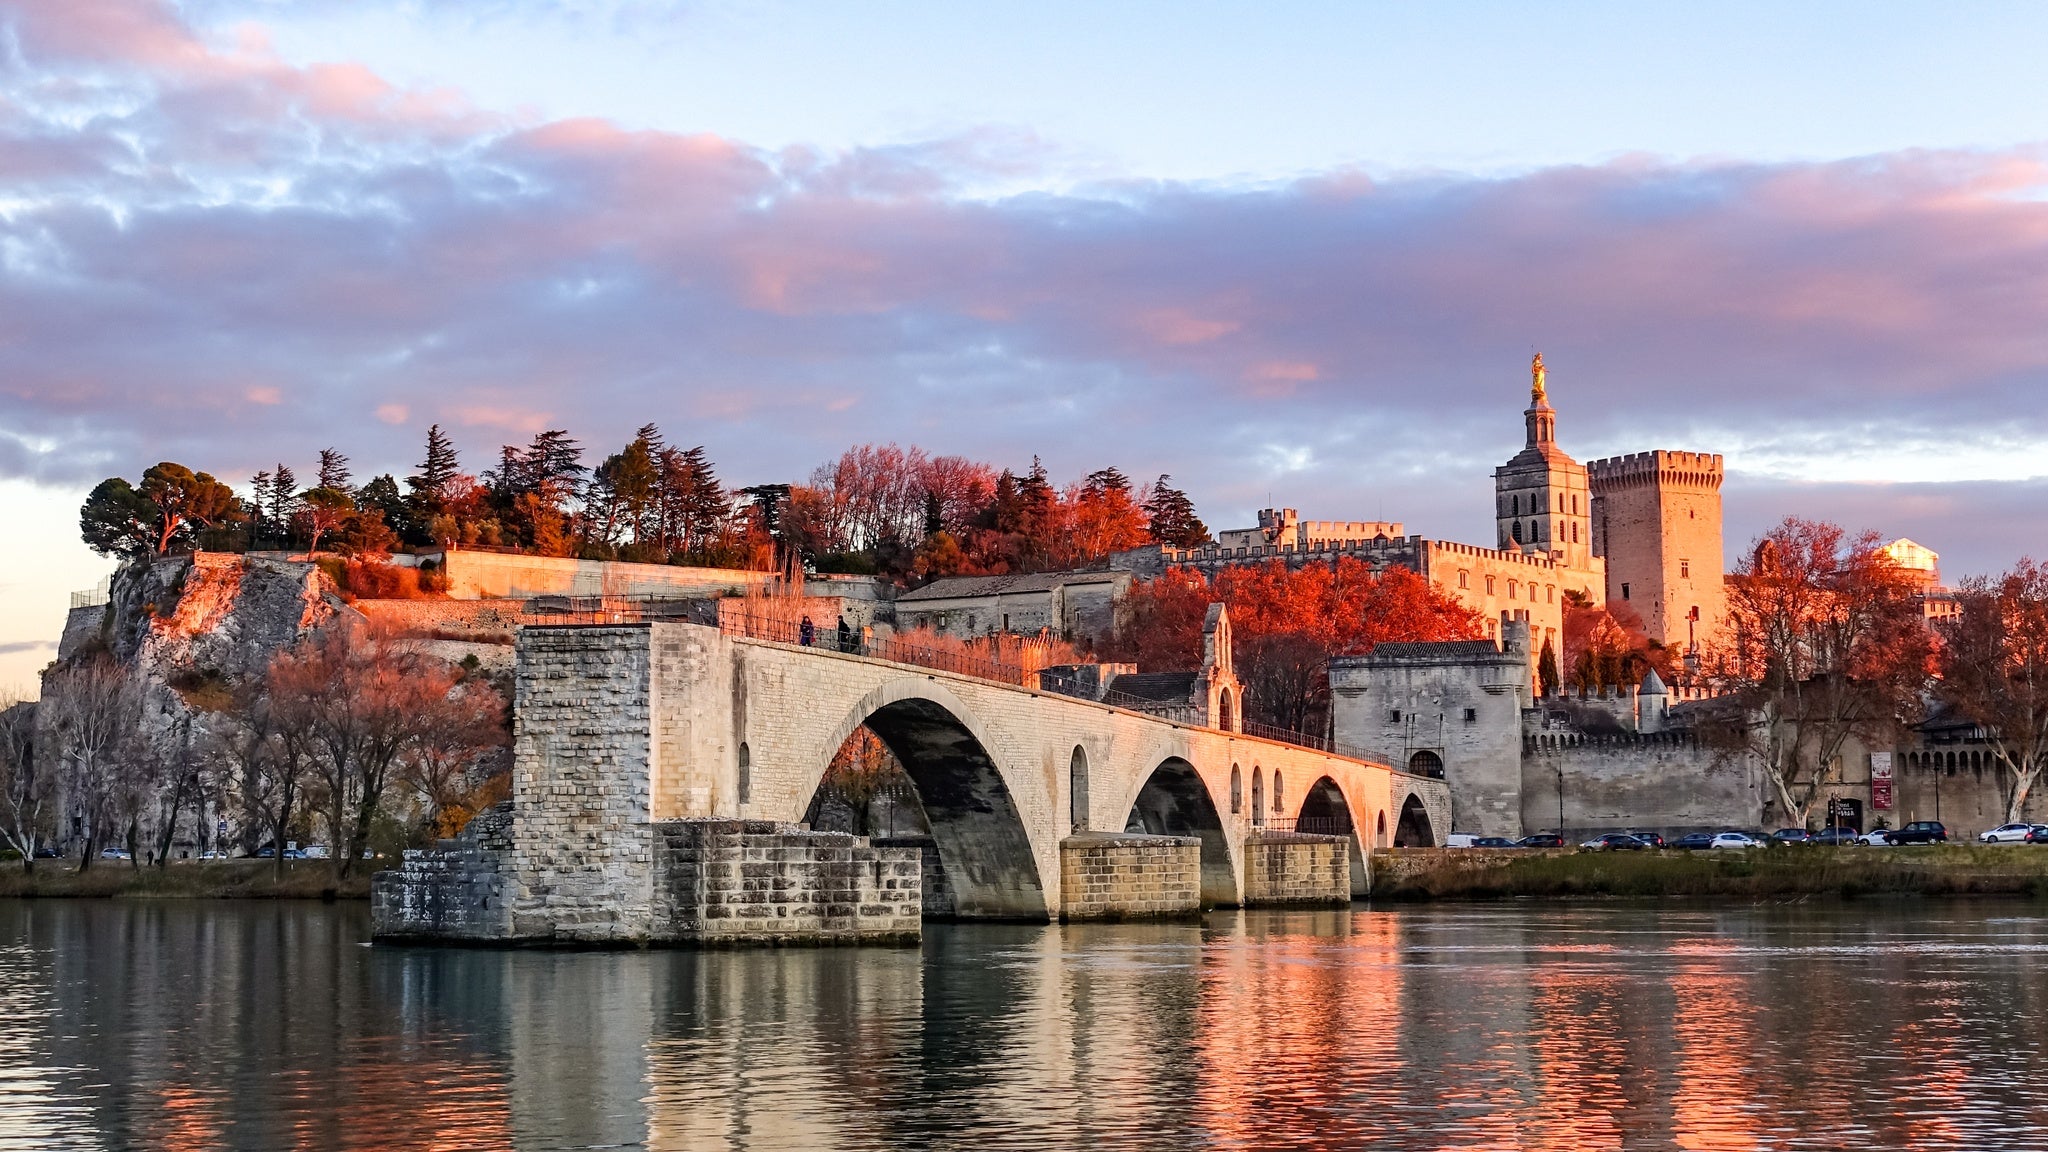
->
(799, 615, 815, 646)
(837, 615, 853, 653)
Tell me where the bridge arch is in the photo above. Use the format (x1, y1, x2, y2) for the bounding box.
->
(1297, 775, 1368, 897)
(1393, 792, 1436, 847)
(1122, 756, 1239, 907)
(807, 678, 1048, 920)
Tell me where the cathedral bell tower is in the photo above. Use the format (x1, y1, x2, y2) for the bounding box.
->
(1493, 353, 1594, 573)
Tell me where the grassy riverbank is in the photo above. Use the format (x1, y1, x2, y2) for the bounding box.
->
(1369, 844, 2048, 901)
(0, 859, 374, 900)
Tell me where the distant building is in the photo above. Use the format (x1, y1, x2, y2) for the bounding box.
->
(1588, 450, 1728, 660)
(1215, 508, 1404, 552)
(893, 570, 1130, 646)
(1330, 622, 1756, 839)
(1882, 538, 1961, 624)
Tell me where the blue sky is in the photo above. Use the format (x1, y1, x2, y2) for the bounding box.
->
(3, 0, 2048, 688)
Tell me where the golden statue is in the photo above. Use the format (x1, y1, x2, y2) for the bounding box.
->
(1531, 352, 1547, 403)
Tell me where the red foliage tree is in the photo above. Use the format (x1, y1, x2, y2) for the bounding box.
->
(1108, 558, 1483, 732)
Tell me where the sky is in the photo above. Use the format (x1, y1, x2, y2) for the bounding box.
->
(5, 0, 2048, 688)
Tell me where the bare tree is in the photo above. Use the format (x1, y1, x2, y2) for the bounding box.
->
(148, 717, 205, 868)
(1710, 518, 1932, 827)
(273, 621, 469, 878)
(0, 698, 45, 871)
(1940, 560, 2048, 822)
(398, 679, 508, 838)
(44, 658, 137, 872)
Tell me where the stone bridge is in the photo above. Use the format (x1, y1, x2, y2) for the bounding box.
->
(493, 620, 1448, 937)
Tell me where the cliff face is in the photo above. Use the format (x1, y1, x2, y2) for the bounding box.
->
(105, 553, 351, 683)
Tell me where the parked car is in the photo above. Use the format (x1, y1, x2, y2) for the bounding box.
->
(1771, 828, 1813, 844)
(32, 846, 61, 859)
(1582, 833, 1648, 850)
(1671, 832, 1717, 850)
(1890, 821, 1948, 845)
(1516, 833, 1566, 848)
(1710, 832, 1764, 850)
(1980, 822, 2033, 844)
(2029, 826, 2048, 844)
(301, 844, 331, 860)
(1858, 829, 1895, 846)
(1810, 826, 1863, 845)
(1624, 830, 1667, 849)
(1443, 834, 1481, 849)
(99, 847, 131, 860)
(1471, 837, 1519, 848)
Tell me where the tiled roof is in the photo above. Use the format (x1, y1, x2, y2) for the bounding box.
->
(1106, 671, 1200, 703)
(898, 570, 1124, 602)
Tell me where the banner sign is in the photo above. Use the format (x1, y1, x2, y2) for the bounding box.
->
(1871, 752, 1894, 810)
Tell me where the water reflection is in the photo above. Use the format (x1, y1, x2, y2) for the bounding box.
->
(7, 900, 2048, 1149)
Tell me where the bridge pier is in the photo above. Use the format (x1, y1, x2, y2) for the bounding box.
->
(1058, 833, 1202, 921)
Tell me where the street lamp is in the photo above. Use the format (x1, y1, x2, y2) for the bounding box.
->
(1556, 764, 1566, 838)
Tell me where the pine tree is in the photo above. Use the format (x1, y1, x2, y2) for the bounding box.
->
(1144, 474, 1210, 548)
(269, 464, 299, 528)
(316, 448, 352, 494)
(407, 424, 460, 507)
(1538, 636, 1561, 698)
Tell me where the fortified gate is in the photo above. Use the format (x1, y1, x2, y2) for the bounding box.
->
(374, 615, 1448, 945)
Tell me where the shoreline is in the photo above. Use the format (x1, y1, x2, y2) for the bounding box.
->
(9, 846, 2048, 906)
(0, 860, 375, 900)
(1366, 845, 2048, 901)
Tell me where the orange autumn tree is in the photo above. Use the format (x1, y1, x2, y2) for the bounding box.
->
(1108, 557, 1484, 734)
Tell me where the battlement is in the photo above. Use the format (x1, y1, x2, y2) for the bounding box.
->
(1587, 450, 1725, 490)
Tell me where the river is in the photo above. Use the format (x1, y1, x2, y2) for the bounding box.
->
(3, 899, 2047, 1150)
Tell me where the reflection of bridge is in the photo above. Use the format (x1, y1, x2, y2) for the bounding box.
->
(377, 617, 1450, 943)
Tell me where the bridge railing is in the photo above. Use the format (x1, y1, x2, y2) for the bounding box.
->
(720, 612, 1038, 687)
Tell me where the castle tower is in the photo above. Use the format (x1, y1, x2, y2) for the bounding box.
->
(1587, 450, 1726, 660)
(1493, 354, 1596, 576)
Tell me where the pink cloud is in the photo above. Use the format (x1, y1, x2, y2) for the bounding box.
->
(3, 0, 2048, 580)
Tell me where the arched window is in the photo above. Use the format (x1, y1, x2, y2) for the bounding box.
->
(1069, 746, 1089, 833)
(1572, 522, 1580, 543)
(1231, 764, 1243, 814)
(1512, 521, 1523, 544)
(1251, 767, 1265, 826)
(1218, 688, 1234, 732)
(1272, 771, 1283, 813)
(737, 742, 752, 805)
(1375, 810, 1388, 848)
(1558, 492, 1565, 512)
(1408, 749, 1444, 778)
(1512, 494, 1520, 516)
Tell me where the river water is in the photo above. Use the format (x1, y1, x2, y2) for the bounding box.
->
(4, 899, 2048, 1150)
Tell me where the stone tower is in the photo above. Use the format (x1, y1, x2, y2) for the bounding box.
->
(1587, 451, 1726, 660)
(1493, 354, 1597, 577)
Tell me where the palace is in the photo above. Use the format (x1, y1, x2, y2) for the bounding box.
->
(1113, 355, 1727, 669)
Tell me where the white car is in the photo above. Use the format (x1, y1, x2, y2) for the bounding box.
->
(1858, 830, 1894, 846)
(1709, 832, 1763, 849)
(1980, 822, 2035, 843)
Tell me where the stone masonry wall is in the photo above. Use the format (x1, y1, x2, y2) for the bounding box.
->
(1058, 833, 1201, 921)
(371, 803, 514, 941)
(871, 835, 957, 917)
(652, 820, 920, 944)
(509, 626, 658, 942)
(1522, 733, 1763, 837)
(1241, 832, 1350, 906)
